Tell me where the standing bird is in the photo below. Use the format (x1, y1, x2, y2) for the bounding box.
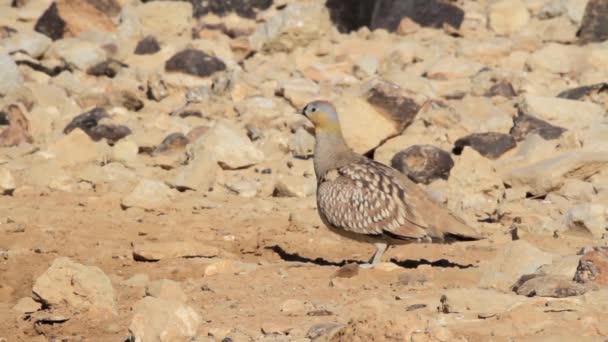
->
(300, 100, 482, 268)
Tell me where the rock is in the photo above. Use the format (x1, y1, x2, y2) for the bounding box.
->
(353, 55, 379, 78)
(280, 299, 306, 315)
(510, 113, 566, 141)
(154, 133, 189, 155)
(0, 167, 16, 194)
(224, 179, 258, 198)
(450, 95, 513, 134)
(307, 323, 342, 340)
(173, 153, 218, 191)
(273, 175, 316, 198)
(364, 80, 422, 132)
(0, 53, 23, 96)
(578, 0, 608, 43)
(526, 43, 584, 74)
(146, 279, 187, 303)
(124, 274, 150, 287)
(12, 297, 41, 314)
(326, 314, 409, 341)
(479, 240, 554, 290)
(112, 139, 138, 163)
(235, 96, 282, 122)
(188, 121, 264, 170)
(519, 95, 605, 129)
(134, 35, 161, 55)
(0, 32, 52, 58)
(485, 80, 517, 98)
(261, 321, 291, 335)
(133, 241, 219, 262)
(32, 257, 116, 314)
(192, 0, 273, 18)
(557, 82, 608, 100)
(453, 132, 516, 159)
(204, 259, 257, 276)
(565, 203, 607, 238)
(289, 127, 315, 159)
(331, 263, 360, 279)
(47, 129, 110, 166)
(249, 2, 331, 53)
(558, 179, 595, 202)
(46, 38, 106, 70)
(439, 288, 524, 314)
(512, 274, 588, 297)
(575, 248, 608, 286)
(390, 145, 454, 184)
(64, 108, 131, 143)
(396, 17, 421, 35)
(128, 297, 200, 342)
(87, 59, 126, 78)
(277, 78, 320, 109)
(504, 152, 608, 196)
(35, 0, 115, 41)
(121, 179, 175, 210)
(131, 1, 193, 38)
(489, 0, 530, 35)
(425, 56, 484, 80)
(165, 49, 226, 78)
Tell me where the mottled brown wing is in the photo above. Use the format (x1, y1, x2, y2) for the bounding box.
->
(316, 160, 430, 239)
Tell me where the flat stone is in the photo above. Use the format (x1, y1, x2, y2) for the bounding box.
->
(47, 129, 110, 166)
(273, 175, 316, 198)
(0, 53, 23, 96)
(510, 113, 566, 141)
(489, 0, 530, 35)
(454, 132, 516, 159)
(132, 1, 193, 38)
(0, 31, 52, 58)
(440, 288, 525, 314)
(121, 179, 175, 210)
(390, 145, 454, 184)
(12, 297, 41, 314)
(32, 257, 116, 314)
(134, 35, 161, 55)
(0, 167, 16, 194)
(578, 0, 608, 43)
(280, 299, 306, 315)
(575, 248, 608, 286)
(203, 259, 257, 276)
(165, 49, 226, 78)
(146, 279, 188, 303)
(364, 79, 422, 132)
(526, 43, 584, 74)
(128, 297, 201, 342)
(64, 108, 131, 143)
(123, 274, 150, 287)
(46, 38, 107, 70)
(331, 263, 359, 279)
(133, 241, 219, 262)
(512, 274, 588, 298)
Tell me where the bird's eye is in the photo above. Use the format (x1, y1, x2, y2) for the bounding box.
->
(311, 107, 317, 112)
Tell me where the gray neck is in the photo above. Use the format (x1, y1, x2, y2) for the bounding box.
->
(313, 131, 353, 180)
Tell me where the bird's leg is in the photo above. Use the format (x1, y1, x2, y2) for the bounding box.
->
(359, 242, 388, 269)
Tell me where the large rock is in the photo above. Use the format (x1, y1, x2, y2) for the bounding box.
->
(565, 203, 607, 238)
(578, 0, 608, 43)
(489, 0, 530, 35)
(121, 179, 176, 210)
(32, 257, 116, 314)
(439, 288, 524, 314)
(526, 43, 585, 74)
(188, 121, 264, 170)
(128, 297, 201, 342)
(249, 2, 331, 53)
(173, 152, 218, 191)
(46, 38, 107, 70)
(510, 113, 566, 142)
(47, 129, 110, 166)
(575, 248, 608, 286)
(364, 79, 422, 132)
(132, 241, 220, 262)
(453, 132, 516, 159)
(504, 151, 608, 195)
(34, 0, 116, 40)
(479, 240, 554, 290)
(518, 95, 606, 130)
(0, 53, 23, 96)
(390, 145, 454, 184)
(0, 32, 52, 58)
(165, 49, 226, 78)
(130, 1, 193, 38)
(512, 274, 588, 298)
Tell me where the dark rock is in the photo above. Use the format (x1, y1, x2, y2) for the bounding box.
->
(0, 111, 8, 126)
(15, 59, 67, 77)
(86, 0, 122, 17)
(331, 263, 359, 278)
(485, 80, 517, 98)
(154, 133, 189, 155)
(578, 0, 608, 43)
(87, 59, 127, 78)
(64, 107, 130, 143)
(512, 274, 588, 298)
(119, 91, 144, 112)
(34, 2, 66, 40)
(165, 49, 226, 78)
(557, 82, 608, 100)
(365, 80, 420, 131)
(191, 0, 273, 19)
(326, 0, 464, 33)
(454, 132, 516, 159)
(574, 248, 608, 286)
(391, 145, 454, 184)
(510, 113, 566, 141)
(134, 35, 161, 55)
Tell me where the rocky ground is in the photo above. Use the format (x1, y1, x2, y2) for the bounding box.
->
(1, 0, 608, 341)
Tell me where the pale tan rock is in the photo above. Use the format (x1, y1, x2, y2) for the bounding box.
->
(280, 299, 306, 315)
(273, 175, 316, 198)
(32, 257, 116, 314)
(46, 38, 107, 70)
(112, 139, 139, 163)
(0, 53, 24, 96)
(128, 297, 200, 342)
(133, 242, 219, 262)
(440, 288, 525, 314)
(54, 0, 117, 37)
(425, 56, 484, 80)
(47, 130, 109, 166)
(204, 260, 257, 276)
(0, 167, 16, 193)
(489, 0, 530, 35)
(526, 43, 585, 74)
(565, 203, 607, 238)
(519, 95, 606, 129)
(173, 153, 218, 191)
(146, 279, 187, 303)
(132, 1, 193, 38)
(12, 297, 41, 314)
(121, 179, 175, 210)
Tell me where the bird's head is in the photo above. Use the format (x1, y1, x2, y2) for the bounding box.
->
(300, 100, 341, 134)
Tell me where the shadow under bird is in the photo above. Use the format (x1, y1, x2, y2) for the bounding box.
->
(299, 100, 482, 268)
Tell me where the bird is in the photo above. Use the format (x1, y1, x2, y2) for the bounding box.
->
(300, 100, 482, 268)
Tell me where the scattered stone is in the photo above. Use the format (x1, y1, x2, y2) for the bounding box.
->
(46, 38, 107, 70)
(204, 260, 257, 276)
(489, 0, 530, 35)
(133, 241, 219, 262)
(35, 0, 116, 40)
(510, 113, 566, 141)
(0, 53, 23, 96)
(134, 35, 161, 55)
(453, 132, 516, 159)
(34, 3, 65, 40)
(128, 297, 201, 342)
(273, 175, 316, 198)
(526, 43, 584, 74)
(87, 59, 125, 78)
(331, 263, 359, 279)
(485, 80, 517, 98)
(426, 56, 484, 81)
(261, 321, 291, 335)
(518, 95, 605, 129)
(146, 279, 187, 303)
(0, 168, 15, 194)
(537, 255, 582, 278)
(154, 133, 189, 155)
(575, 248, 608, 286)
(173, 153, 218, 191)
(480, 240, 554, 290)
(121, 179, 175, 210)
(512, 274, 588, 297)
(439, 288, 524, 314)
(280, 299, 306, 315)
(12, 297, 41, 314)
(578, 0, 608, 43)
(390, 145, 454, 184)
(307, 323, 342, 340)
(32, 257, 116, 314)
(165, 49, 226, 78)
(277, 78, 320, 109)
(112, 139, 138, 163)
(557, 82, 608, 100)
(224, 179, 258, 198)
(0, 104, 34, 147)
(0, 31, 52, 58)
(192, 0, 272, 18)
